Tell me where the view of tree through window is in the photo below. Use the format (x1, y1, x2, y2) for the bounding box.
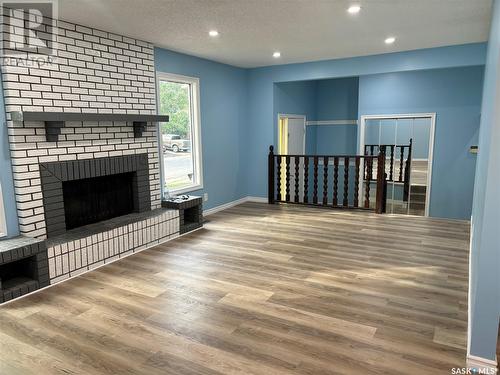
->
(158, 80, 195, 192)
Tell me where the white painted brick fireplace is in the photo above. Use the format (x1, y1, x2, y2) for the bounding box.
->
(1, 13, 162, 239)
(0, 11, 184, 291)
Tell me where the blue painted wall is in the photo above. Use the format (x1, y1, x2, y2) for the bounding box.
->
(316, 77, 359, 120)
(0, 79, 19, 238)
(274, 80, 317, 119)
(246, 43, 487, 201)
(469, 0, 500, 361)
(155, 48, 249, 210)
(274, 77, 359, 155)
(315, 77, 359, 155)
(359, 66, 484, 219)
(274, 81, 317, 153)
(314, 125, 357, 155)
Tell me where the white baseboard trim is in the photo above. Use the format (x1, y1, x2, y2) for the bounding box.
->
(203, 196, 267, 216)
(203, 197, 249, 216)
(466, 354, 498, 373)
(246, 196, 268, 203)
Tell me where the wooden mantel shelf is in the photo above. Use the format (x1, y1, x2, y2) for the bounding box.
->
(11, 111, 170, 123)
(11, 111, 169, 142)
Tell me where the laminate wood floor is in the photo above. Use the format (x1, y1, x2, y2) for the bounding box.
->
(0, 202, 470, 375)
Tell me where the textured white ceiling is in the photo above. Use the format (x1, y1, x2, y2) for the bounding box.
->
(59, 0, 493, 68)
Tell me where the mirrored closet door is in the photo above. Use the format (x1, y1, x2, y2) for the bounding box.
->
(362, 115, 434, 216)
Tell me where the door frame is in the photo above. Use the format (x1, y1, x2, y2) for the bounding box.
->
(359, 113, 436, 217)
(277, 114, 306, 201)
(277, 114, 306, 155)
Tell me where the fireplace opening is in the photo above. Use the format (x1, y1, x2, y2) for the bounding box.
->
(63, 172, 136, 230)
(0, 256, 39, 293)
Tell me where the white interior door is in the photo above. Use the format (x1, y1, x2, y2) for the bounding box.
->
(280, 115, 305, 201)
(287, 117, 305, 155)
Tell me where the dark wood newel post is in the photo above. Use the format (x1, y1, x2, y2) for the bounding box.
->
(268, 145, 275, 204)
(375, 152, 386, 214)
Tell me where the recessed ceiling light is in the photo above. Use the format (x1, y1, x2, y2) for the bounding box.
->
(208, 30, 219, 37)
(273, 51, 281, 58)
(385, 37, 396, 44)
(347, 5, 361, 14)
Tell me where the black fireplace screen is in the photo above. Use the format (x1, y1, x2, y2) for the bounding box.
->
(62, 172, 135, 230)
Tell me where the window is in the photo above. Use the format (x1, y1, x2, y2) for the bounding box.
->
(157, 73, 203, 195)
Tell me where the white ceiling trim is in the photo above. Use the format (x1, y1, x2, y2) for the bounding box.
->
(306, 120, 358, 126)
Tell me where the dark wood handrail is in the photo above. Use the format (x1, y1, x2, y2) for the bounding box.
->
(268, 146, 387, 214)
(281, 154, 379, 159)
(365, 143, 411, 148)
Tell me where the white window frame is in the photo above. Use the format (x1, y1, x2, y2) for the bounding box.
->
(0, 184, 7, 238)
(156, 72, 203, 195)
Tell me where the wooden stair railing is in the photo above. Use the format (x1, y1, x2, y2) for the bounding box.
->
(364, 139, 413, 184)
(268, 146, 387, 214)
